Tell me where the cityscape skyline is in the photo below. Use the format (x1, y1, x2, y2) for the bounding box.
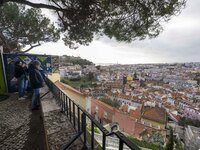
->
(1, 1, 200, 150)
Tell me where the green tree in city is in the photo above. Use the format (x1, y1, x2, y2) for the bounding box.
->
(60, 55, 93, 66)
(165, 127, 174, 150)
(0, 3, 60, 53)
(0, 0, 186, 49)
(99, 97, 120, 108)
(178, 117, 200, 127)
(96, 65, 101, 70)
(134, 72, 137, 79)
(88, 72, 95, 81)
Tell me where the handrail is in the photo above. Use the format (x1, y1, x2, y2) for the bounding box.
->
(61, 131, 84, 150)
(45, 77, 141, 150)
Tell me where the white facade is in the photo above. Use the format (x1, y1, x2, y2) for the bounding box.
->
(185, 125, 200, 150)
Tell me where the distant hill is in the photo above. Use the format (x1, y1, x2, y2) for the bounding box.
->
(60, 55, 93, 67)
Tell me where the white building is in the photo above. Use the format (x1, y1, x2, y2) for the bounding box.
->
(184, 125, 200, 150)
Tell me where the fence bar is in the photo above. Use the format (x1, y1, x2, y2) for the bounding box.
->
(69, 98, 71, 121)
(82, 113, 87, 146)
(73, 102, 76, 128)
(59, 90, 62, 106)
(91, 122, 94, 150)
(66, 96, 69, 116)
(64, 95, 66, 112)
(119, 139, 124, 150)
(102, 133, 106, 150)
(77, 107, 80, 132)
(61, 92, 64, 112)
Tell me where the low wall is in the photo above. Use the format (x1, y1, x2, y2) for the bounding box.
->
(40, 86, 83, 150)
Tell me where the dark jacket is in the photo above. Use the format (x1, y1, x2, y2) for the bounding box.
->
(14, 65, 25, 78)
(29, 65, 44, 89)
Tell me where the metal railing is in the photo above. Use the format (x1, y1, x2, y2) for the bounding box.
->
(45, 77, 141, 150)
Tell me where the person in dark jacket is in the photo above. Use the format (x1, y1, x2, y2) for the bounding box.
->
(29, 60, 44, 110)
(14, 60, 26, 100)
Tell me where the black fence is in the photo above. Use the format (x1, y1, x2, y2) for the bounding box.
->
(45, 77, 141, 150)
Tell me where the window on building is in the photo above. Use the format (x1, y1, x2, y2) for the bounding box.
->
(104, 112, 108, 119)
(95, 106, 99, 113)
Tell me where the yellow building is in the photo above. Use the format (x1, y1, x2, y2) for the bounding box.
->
(127, 75, 133, 81)
(55, 81, 87, 109)
(48, 73, 60, 82)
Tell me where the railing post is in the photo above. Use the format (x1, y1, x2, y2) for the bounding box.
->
(77, 107, 80, 132)
(61, 92, 64, 112)
(91, 122, 94, 150)
(119, 139, 124, 150)
(81, 113, 87, 147)
(102, 133, 106, 150)
(59, 90, 62, 107)
(73, 102, 76, 128)
(69, 98, 72, 121)
(63, 94, 66, 112)
(66, 96, 69, 116)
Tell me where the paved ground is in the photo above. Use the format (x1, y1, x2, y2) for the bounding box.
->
(0, 86, 85, 150)
(0, 93, 46, 150)
(41, 86, 84, 150)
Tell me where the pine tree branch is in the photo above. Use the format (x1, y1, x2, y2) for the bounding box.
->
(7, 0, 68, 12)
(0, 31, 12, 53)
(22, 43, 41, 53)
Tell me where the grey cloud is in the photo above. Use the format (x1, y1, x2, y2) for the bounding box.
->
(29, 0, 200, 64)
(96, 0, 200, 63)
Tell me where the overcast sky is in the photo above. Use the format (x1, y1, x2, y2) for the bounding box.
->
(28, 0, 200, 64)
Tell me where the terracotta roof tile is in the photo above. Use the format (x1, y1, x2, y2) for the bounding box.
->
(133, 123, 146, 137)
(129, 108, 141, 119)
(142, 106, 166, 124)
(120, 104, 129, 112)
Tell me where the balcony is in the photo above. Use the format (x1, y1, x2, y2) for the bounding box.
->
(0, 77, 141, 150)
(44, 77, 141, 150)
